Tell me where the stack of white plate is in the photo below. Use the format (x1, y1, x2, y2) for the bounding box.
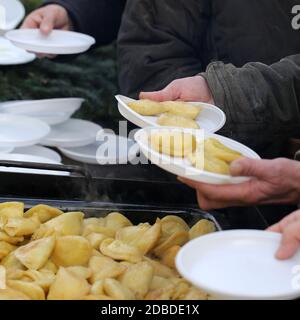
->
(0, 0, 36, 65)
(0, 97, 139, 170)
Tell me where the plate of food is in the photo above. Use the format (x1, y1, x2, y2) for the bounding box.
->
(115, 95, 226, 133)
(6, 29, 96, 55)
(176, 230, 300, 300)
(134, 127, 260, 185)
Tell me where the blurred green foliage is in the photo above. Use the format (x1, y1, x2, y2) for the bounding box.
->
(0, 0, 121, 123)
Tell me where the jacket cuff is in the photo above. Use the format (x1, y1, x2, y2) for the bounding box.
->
(41, 1, 80, 32)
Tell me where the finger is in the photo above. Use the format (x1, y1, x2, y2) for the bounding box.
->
(21, 15, 42, 29)
(267, 210, 300, 232)
(140, 81, 180, 101)
(276, 223, 300, 260)
(40, 10, 57, 34)
(230, 158, 273, 179)
(196, 191, 243, 210)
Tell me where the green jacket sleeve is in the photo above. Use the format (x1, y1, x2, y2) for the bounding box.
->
(203, 55, 300, 157)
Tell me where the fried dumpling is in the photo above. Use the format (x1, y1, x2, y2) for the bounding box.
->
(189, 151, 230, 174)
(104, 212, 132, 234)
(150, 131, 196, 158)
(1, 252, 25, 272)
(157, 114, 199, 129)
(85, 232, 108, 249)
(144, 257, 178, 279)
(119, 262, 153, 299)
(116, 220, 161, 255)
(7, 280, 45, 300)
(47, 267, 90, 300)
(161, 101, 201, 119)
(0, 266, 5, 289)
(90, 280, 104, 295)
(0, 231, 24, 245)
(128, 99, 167, 116)
(0, 202, 24, 228)
(0, 241, 16, 260)
(4, 217, 40, 237)
(81, 294, 113, 300)
(189, 219, 216, 240)
(0, 287, 30, 300)
(103, 278, 135, 300)
(24, 205, 63, 223)
(65, 266, 91, 280)
(153, 230, 188, 257)
(14, 236, 55, 270)
(44, 211, 84, 236)
(88, 255, 126, 283)
(52, 236, 92, 267)
(19, 270, 55, 291)
(100, 238, 143, 263)
(204, 138, 242, 163)
(144, 287, 174, 300)
(160, 245, 181, 269)
(183, 287, 208, 300)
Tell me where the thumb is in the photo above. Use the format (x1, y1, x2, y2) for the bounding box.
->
(140, 82, 178, 101)
(230, 158, 270, 179)
(275, 223, 300, 260)
(40, 11, 56, 34)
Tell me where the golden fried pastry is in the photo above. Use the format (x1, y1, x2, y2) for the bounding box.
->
(188, 150, 230, 174)
(14, 236, 55, 270)
(0, 202, 216, 300)
(44, 211, 84, 236)
(157, 113, 199, 129)
(161, 101, 201, 119)
(115, 220, 161, 255)
(4, 217, 40, 237)
(150, 131, 196, 157)
(52, 236, 92, 267)
(47, 267, 90, 300)
(24, 205, 63, 223)
(100, 238, 143, 263)
(189, 219, 216, 240)
(205, 138, 242, 163)
(7, 280, 45, 300)
(88, 256, 126, 283)
(160, 245, 181, 269)
(119, 262, 153, 299)
(0, 288, 30, 300)
(103, 278, 135, 300)
(128, 99, 167, 116)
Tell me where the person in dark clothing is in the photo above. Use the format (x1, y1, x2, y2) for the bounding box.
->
(118, 0, 300, 157)
(22, 0, 126, 45)
(118, 0, 300, 97)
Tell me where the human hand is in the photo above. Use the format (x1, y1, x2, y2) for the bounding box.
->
(179, 157, 300, 210)
(268, 210, 300, 260)
(21, 4, 73, 58)
(140, 76, 215, 104)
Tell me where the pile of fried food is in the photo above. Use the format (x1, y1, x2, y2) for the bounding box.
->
(128, 100, 202, 129)
(150, 131, 243, 175)
(0, 202, 216, 300)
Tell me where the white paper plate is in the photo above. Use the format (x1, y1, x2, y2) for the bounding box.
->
(0, 37, 35, 65)
(116, 95, 226, 133)
(134, 127, 260, 185)
(0, 98, 84, 113)
(176, 230, 300, 300)
(0, 114, 50, 147)
(41, 119, 103, 148)
(59, 133, 139, 165)
(0, 146, 13, 153)
(6, 29, 96, 55)
(0, 0, 25, 32)
(0, 153, 68, 176)
(13, 145, 62, 163)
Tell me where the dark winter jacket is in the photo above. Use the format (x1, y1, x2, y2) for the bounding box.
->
(118, 0, 300, 157)
(43, 0, 126, 45)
